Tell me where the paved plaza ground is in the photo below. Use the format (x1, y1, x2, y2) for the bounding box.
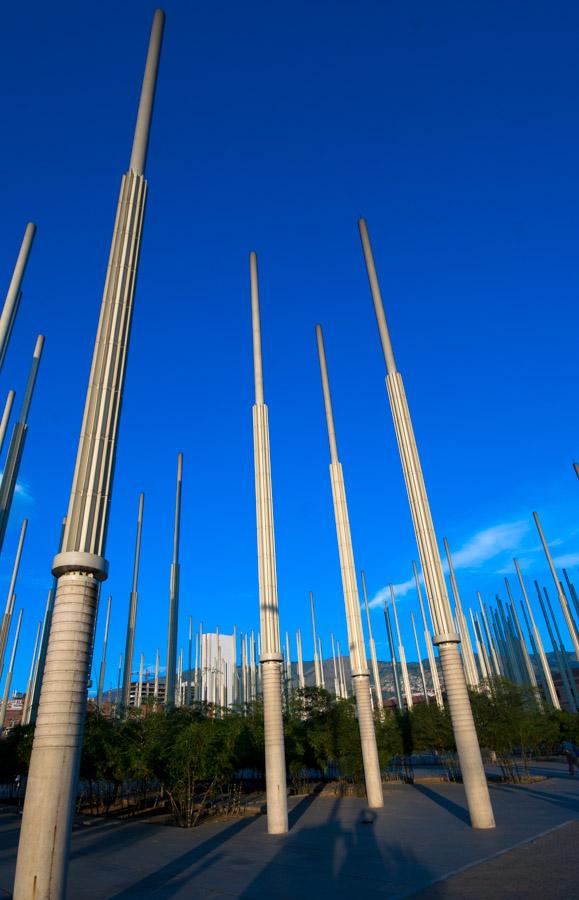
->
(0, 763, 577, 898)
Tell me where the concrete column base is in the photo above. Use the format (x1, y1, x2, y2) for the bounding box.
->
(261, 658, 288, 834)
(437, 640, 495, 829)
(14, 572, 100, 899)
(352, 673, 384, 809)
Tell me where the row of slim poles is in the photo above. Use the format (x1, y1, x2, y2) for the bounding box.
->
(4, 6, 579, 897)
(0, 215, 50, 730)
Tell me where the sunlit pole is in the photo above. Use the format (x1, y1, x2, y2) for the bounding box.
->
(22, 619, 41, 725)
(0, 223, 36, 372)
(361, 571, 383, 710)
(534, 511, 579, 659)
(96, 595, 112, 708)
(0, 607, 23, 730)
(165, 453, 183, 707)
(310, 591, 321, 687)
(296, 629, 305, 689)
(383, 601, 402, 707)
(121, 492, 144, 709)
(359, 218, 494, 828)
(0, 519, 27, 679)
(411, 611, 429, 702)
(537, 583, 575, 711)
(390, 585, 413, 709)
(542, 585, 579, 710)
(0, 391, 15, 458)
(249, 252, 288, 834)
(444, 538, 478, 687)
(316, 324, 383, 807)
(413, 560, 443, 706)
(0, 337, 43, 555)
(13, 13, 165, 897)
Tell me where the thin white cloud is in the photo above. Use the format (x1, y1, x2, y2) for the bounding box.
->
(0, 473, 33, 503)
(552, 552, 579, 569)
(448, 520, 529, 569)
(369, 519, 530, 608)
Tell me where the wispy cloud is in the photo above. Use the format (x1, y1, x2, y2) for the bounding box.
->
(552, 552, 579, 569)
(369, 519, 530, 607)
(0, 473, 34, 504)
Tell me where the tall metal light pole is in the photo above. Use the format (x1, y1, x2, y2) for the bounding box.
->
(22, 619, 42, 726)
(383, 601, 403, 707)
(0, 519, 27, 679)
(534, 511, 579, 659)
(121, 492, 144, 709)
(361, 571, 384, 710)
(411, 611, 429, 702)
(0, 607, 23, 730)
(28, 519, 66, 726)
(537, 583, 576, 711)
(390, 585, 413, 709)
(249, 252, 288, 834)
(96, 595, 112, 708)
(444, 538, 478, 687)
(413, 560, 443, 706)
(0, 223, 36, 372)
(165, 453, 183, 707)
(0, 335, 44, 556)
(359, 218, 494, 829)
(316, 324, 383, 808)
(0, 391, 15, 457)
(310, 591, 321, 687)
(13, 12, 165, 898)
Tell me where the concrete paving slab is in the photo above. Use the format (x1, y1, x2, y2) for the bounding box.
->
(0, 767, 577, 898)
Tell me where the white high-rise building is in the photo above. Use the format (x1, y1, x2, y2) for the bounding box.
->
(201, 633, 235, 707)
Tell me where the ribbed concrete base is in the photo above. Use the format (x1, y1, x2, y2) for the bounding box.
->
(352, 673, 384, 808)
(438, 640, 495, 829)
(14, 573, 99, 900)
(261, 658, 289, 834)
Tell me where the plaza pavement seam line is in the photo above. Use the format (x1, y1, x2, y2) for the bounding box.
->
(400, 817, 576, 898)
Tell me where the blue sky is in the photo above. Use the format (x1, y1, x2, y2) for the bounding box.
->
(1, 1, 579, 694)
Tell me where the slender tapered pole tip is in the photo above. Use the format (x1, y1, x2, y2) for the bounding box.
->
(358, 217, 397, 375)
(250, 253, 264, 405)
(129, 9, 165, 175)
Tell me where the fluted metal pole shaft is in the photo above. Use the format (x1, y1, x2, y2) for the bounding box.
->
(537, 584, 575, 710)
(390, 585, 413, 709)
(0, 336, 43, 556)
(296, 629, 305, 689)
(0, 519, 27, 679)
(361, 571, 383, 710)
(384, 602, 402, 707)
(316, 324, 383, 807)
(96, 596, 112, 708)
(122, 492, 144, 708)
(14, 13, 165, 898)
(542, 586, 579, 709)
(411, 611, 429, 702)
(0, 391, 15, 458)
(0, 223, 36, 372)
(413, 560, 443, 706)
(505, 577, 538, 692)
(0, 607, 23, 730)
(250, 252, 288, 834)
(28, 519, 66, 726)
(359, 218, 494, 829)
(22, 620, 42, 725)
(478, 593, 501, 677)
(165, 453, 182, 707)
(534, 511, 579, 659)
(308, 592, 321, 687)
(444, 538, 478, 687)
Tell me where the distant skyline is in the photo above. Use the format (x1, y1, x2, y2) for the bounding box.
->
(1, 1, 579, 694)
